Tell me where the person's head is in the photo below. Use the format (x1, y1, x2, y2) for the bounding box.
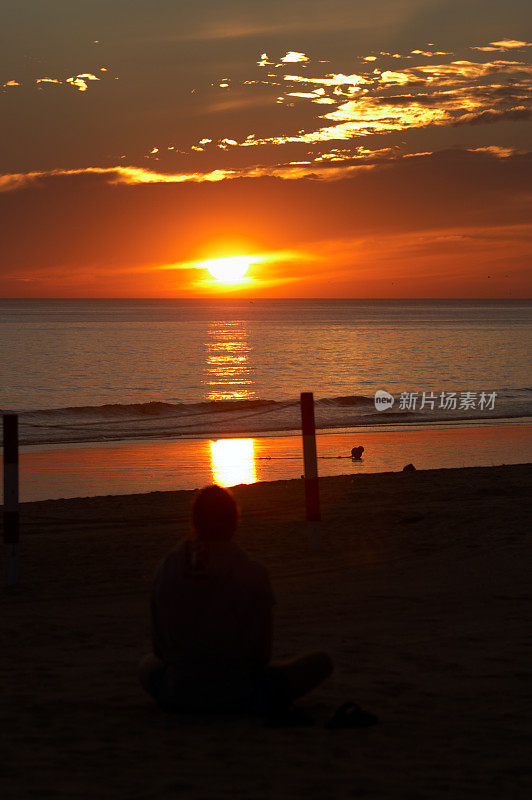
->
(191, 484, 239, 541)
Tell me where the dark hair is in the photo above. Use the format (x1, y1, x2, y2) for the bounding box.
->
(191, 485, 239, 541)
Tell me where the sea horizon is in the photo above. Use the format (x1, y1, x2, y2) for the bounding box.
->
(3, 297, 531, 302)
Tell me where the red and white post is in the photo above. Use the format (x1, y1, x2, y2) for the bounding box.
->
(3, 414, 20, 587)
(300, 392, 321, 545)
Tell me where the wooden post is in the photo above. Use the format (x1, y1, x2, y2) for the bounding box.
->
(300, 392, 321, 526)
(3, 414, 20, 587)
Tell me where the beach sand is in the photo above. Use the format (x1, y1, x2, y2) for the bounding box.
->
(1, 464, 531, 799)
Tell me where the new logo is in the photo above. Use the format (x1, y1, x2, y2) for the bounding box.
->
(374, 389, 394, 411)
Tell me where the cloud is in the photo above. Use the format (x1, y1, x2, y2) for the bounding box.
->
(411, 59, 532, 82)
(378, 70, 418, 84)
(4, 73, 105, 92)
(472, 40, 532, 52)
(0, 166, 242, 193)
(0, 161, 381, 194)
(66, 73, 100, 92)
(410, 49, 452, 56)
(2, 36, 531, 198)
(280, 52, 309, 63)
(3, 36, 531, 184)
(283, 72, 369, 88)
(1, 146, 525, 195)
(453, 107, 532, 125)
(195, 54, 531, 154)
(489, 40, 531, 48)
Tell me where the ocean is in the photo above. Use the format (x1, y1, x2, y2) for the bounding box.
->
(1, 299, 531, 500)
(0, 299, 531, 446)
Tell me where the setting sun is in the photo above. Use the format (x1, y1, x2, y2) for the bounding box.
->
(201, 255, 258, 284)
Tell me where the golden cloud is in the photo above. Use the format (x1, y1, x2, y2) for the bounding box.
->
(472, 40, 532, 52)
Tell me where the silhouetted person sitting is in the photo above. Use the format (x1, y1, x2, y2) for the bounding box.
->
(351, 445, 364, 460)
(139, 485, 333, 717)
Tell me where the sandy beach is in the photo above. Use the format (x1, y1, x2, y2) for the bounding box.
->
(1, 463, 531, 799)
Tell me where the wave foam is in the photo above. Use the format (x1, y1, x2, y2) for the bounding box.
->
(2, 391, 529, 446)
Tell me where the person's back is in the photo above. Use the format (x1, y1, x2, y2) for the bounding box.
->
(139, 484, 333, 715)
(151, 537, 274, 706)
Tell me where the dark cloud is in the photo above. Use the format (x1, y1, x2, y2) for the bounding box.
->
(452, 106, 532, 125)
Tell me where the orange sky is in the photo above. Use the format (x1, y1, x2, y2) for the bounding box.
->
(1, 1, 531, 297)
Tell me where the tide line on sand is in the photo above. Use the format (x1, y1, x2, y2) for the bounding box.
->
(8, 420, 532, 502)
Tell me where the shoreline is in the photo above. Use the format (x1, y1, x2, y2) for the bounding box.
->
(8, 411, 531, 450)
(3, 421, 531, 503)
(10, 413, 532, 452)
(2, 463, 531, 799)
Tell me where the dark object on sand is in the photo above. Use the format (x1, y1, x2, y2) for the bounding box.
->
(325, 701, 379, 729)
(398, 513, 425, 524)
(351, 446, 364, 460)
(403, 463, 416, 472)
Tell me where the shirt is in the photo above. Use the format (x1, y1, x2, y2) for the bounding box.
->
(150, 539, 275, 705)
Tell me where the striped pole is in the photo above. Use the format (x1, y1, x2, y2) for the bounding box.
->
(300, 392, 321, 522)
(3, 414, 20, 587)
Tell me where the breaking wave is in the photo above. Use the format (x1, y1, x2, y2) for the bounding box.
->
(2, 392, 530, 446)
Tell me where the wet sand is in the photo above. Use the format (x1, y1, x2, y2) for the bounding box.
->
(1, 464, 531, 799)
(10, 419, 532, 501)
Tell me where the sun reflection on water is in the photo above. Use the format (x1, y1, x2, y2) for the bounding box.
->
(209, 438, 257, 487)
(203, 320, 256, 401)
